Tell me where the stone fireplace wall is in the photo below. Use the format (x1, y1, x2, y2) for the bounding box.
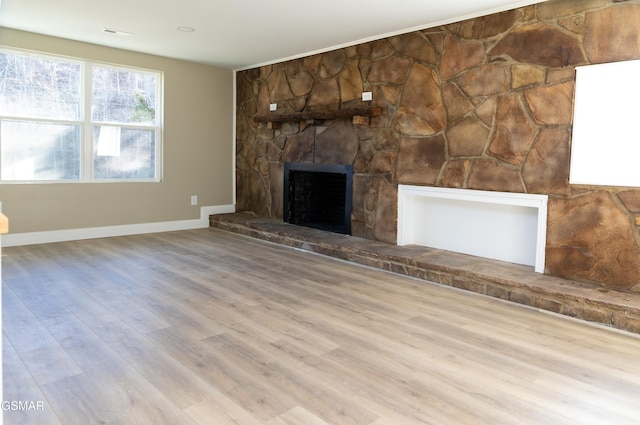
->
(235, 0, 640, 290)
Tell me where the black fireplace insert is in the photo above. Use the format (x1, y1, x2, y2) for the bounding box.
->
(283, 162, 353, 235)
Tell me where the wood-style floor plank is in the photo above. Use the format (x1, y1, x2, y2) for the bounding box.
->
(4, 228, 640, 424)
(2, 334, 63, 425)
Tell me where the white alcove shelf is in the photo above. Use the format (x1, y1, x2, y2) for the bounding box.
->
(397, 186, 548, 273)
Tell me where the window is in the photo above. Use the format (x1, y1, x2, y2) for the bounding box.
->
(0, 48, 162, 182)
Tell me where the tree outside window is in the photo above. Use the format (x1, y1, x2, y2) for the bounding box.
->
(0, 49, 162, 182)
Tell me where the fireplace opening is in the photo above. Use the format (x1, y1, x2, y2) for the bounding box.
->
(284, 162, 353, 235)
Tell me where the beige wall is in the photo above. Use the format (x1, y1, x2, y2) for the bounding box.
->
(0, 28, 234, 233)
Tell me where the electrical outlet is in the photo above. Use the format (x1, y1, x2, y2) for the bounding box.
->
(190, 195, 198, 206)
(362, 91, 372, 101)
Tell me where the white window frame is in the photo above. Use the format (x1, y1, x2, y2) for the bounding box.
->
(0, 47, 163, 184)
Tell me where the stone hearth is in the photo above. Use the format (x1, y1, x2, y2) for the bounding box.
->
(211, 213, 640, 335)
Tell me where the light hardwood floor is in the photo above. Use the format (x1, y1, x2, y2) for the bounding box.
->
(3, 228, 640, 424)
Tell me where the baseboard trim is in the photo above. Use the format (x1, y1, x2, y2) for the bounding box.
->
(1, 204, 235, 247)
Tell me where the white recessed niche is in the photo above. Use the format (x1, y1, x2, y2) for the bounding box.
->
(397, 186, 548, 273)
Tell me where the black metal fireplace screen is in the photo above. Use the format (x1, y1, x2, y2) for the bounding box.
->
(283, 162, 353, 235)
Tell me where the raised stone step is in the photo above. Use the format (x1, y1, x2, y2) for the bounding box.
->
(210, 212, 640, 335)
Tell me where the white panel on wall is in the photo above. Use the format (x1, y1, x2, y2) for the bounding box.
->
(570, 59, 640, 187)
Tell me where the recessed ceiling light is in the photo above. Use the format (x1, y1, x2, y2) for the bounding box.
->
(177, 26, 195, 32)
(103, 28, 133, 36)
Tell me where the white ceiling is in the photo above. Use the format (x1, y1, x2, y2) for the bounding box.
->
(0, 0, 545, 69)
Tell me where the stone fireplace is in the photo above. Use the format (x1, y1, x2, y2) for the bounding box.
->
(236, 0, 640, 291)
(283, 162, 353, 234)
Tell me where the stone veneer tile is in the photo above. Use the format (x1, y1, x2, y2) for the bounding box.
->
(619, 191, 640, 213)
(537, 0, 609, 20)
(485, 285, 511, 301)
(584, 5, 640, 63)
(509, 291, 533, 306)
(611, 312, 640, 334)
(448, 9, 521, 39)
(579, 305, 610, 325)
(489, 22, 585, 67)
(532, 297, 564, 314)
(522, 128, 571, 195)
(524, 81, 574, 126)
(396, 136, 446, 185)
(547, 193, 640, 288)
(451, 277, 485, 294)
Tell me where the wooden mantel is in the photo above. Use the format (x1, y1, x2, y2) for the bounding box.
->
(0, 212, 8, 235)
(254, 106, 383, 127)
